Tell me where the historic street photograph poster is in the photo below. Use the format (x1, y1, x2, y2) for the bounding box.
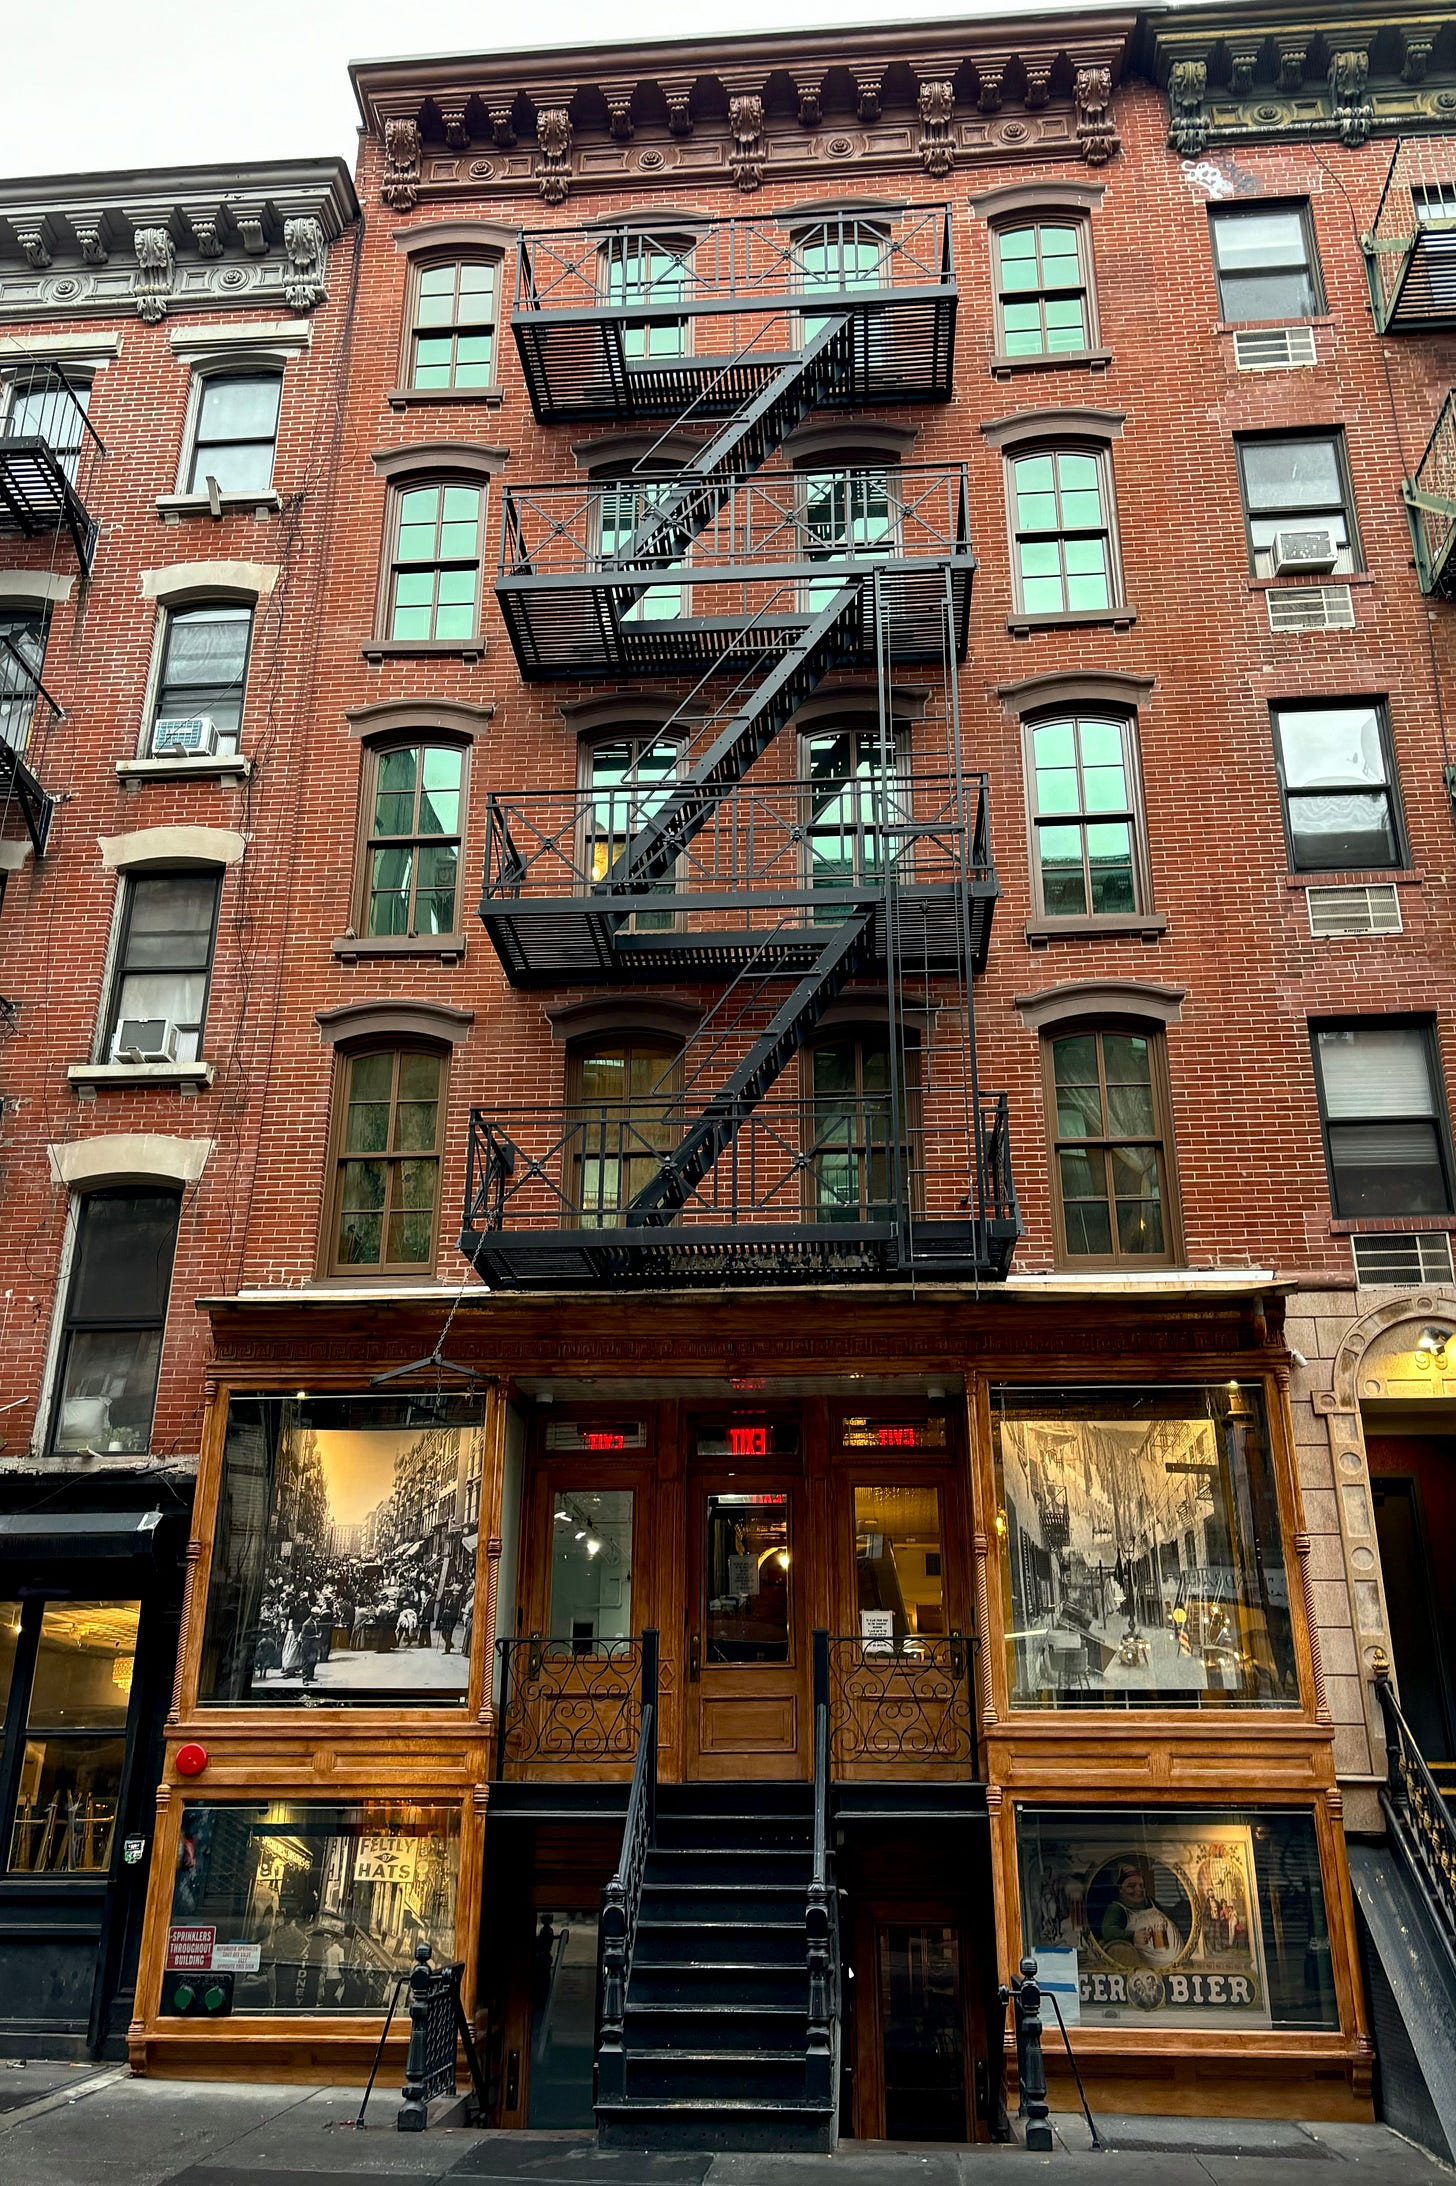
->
(1019, 1817, 1272, 2029)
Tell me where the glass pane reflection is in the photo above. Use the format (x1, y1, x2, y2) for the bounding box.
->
(855, 1486, 945, 1642)
(705, 1492, 790, 1663)
(550, 1490, 633, 1648)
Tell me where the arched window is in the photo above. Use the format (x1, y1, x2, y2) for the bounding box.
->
(1042, 1021, 1181, 1265)
(325, 1045, 447, 1274)
(579, 731, 681, 927)
(566, 1036, 681, 1228)
(185, 370, 282, 496)
(408, 257, 500, 391)
(386, 479, 484, 643)
(357, 738, 467, 938)
(802, 717, 906, 894)
(805, 1030, 919, 1224)
(598, 229, 697, 363)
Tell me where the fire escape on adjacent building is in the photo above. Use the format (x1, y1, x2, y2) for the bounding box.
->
(1365, 142, 1456, 825)
(459, 206, 1020, 1287)
(0, 361, 103, 858)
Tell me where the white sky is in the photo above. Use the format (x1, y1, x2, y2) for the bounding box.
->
(2, 0, 1118, 182)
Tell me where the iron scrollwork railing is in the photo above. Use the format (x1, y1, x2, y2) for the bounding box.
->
(596, 1629, 659, 2106)
(1374, 1659, 1456, 1953)
(495, 1634, 642, 1773)
(826, 1632, 976, 1770)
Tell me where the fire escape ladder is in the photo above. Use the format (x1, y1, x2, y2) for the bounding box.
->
(608, 311, 856, 575)
(601, 581, 862, 901)
(626, 906, 875, 1224)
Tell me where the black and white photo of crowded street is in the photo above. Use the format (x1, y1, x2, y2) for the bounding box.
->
(198, 1396, 485, 1706)
(993, 1383, 1298, 1709)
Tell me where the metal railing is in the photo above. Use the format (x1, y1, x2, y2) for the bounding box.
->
(0, 631, 63, 856)
(464, 1089, 1014, 1237)
(1365, 138, 1456, 330)
(826, 1632, 977, 1771)
(0, 361, 105, 569)
(807, 1632, 839, 2115)
(517, 204, 955, 316)
(498, 462, 971, 586)
(1374, 1659, 1456, 1954)
(495, 1634, 644, 1773)
(1405, 388, 1456, 596)
(595, 1630, 659, 2107)
(482, 769, 993, 909)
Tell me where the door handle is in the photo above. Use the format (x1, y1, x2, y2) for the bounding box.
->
(689, 1631, 701, 1682)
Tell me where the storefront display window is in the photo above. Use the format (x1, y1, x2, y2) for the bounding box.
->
(993, 1384, 1297, 1709)
(1016, 1806, 1338, 2031)
(198, 1396, 485, 1707)
(549, 1490, 633, 1647)
(9, 1602, 139, 1875)
(855, 1486, 945, 1641)
(168, 1801, 459, 2014)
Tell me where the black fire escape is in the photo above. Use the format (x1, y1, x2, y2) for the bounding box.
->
(460, 206, 1020, 1287)
(0, 364, 103, 860)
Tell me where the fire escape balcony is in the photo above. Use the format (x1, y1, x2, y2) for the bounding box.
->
(1364, 138, 1456, 333)
(0, 630, 63, 857)
(477, 768, 997, 987)
(459, 1086, 1020, 1290)
(495, 463, 974, 680)
(0, 365, 104, 572)
(1404, 389, 1456, 596)
(511, 204, 956, 423)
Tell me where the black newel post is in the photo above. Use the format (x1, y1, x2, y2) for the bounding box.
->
(1016, 1955, 1053, 2152)
(397, 1943, 434, 2132)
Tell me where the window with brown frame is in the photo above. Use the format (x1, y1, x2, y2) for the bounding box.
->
(579, 733, 682, 930)
(356, 739, 467, 939)
(1042, 1023, 1181, 1265)
(992, 217, 1097, 360)
(1007, 443, 1122, 620)
(565, 1037, 681, 1228)
(406, 258, 500, 392)
(805, 1031, 920, 1224)
(1023, 711, 1150, 920)
(383, 479, 484, 643)
(325, 1045, 446, 1275)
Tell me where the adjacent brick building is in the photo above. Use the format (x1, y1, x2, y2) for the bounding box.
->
(2, 0, 1456, 2152)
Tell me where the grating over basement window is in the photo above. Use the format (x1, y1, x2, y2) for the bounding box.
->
(1268, 585, 1355, 633)
(1307, 884, 1403, 937)
(1234, 327, 1318, 371)
(1351, 1231, 1456, 1285)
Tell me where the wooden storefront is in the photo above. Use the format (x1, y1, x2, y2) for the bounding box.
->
(124, 1284, 1372, 2132)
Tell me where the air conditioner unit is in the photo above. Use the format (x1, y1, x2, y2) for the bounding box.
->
(152, 714, 218, 755)
(116, 1018, 178, 1064)
(1271, 527, 1339, 575)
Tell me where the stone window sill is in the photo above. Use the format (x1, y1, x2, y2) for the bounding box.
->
(156, 491, 282, 521)
(1247, 574, 1371, 591)
(386, 385, 504, 411)
(1008, 606, 1137, 636)
(1329, 1215, 1456, 1234)
(991, 349, 1112, 379)
(332, 933, 466, 963)
(116, 755, 252, 785)
(362, 638, 484, 663)
(1286, 868, 1421, 889)
(1024, 912, 1167, 944)
(68, 1061, 214, 1094)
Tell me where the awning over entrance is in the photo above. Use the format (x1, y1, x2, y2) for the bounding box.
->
(0, 1509, 166, 1560)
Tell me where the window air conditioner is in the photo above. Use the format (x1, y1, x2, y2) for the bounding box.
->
(152, 714, 218, 755)
(1271, 527, 1339, 575)
(116, 1018, 179, 1064)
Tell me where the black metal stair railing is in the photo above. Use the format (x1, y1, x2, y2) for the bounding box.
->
(1373, 1659, 1456, 1953)
(596, 1631, 659, 2107)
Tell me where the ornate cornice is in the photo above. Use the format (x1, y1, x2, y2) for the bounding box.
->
(0, 159, 358, 324)
(351, 17, 1137, 207)
(1146, 5, 1456, 152)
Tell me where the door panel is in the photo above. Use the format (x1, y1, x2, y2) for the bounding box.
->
(686, 1473, 808, 1780)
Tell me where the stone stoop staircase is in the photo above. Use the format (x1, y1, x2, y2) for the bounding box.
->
(595, 1781, 837, 2152)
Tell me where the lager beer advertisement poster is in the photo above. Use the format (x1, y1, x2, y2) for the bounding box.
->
(1020, 1819, 1270, 2029)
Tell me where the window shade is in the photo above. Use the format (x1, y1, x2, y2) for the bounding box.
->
(1316, 1026, 1435, 1118)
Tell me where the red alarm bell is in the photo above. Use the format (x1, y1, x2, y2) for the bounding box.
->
(175, 1743, 208, 1777)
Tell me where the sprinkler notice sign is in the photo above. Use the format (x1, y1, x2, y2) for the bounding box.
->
(165, 1925, 216, 1971)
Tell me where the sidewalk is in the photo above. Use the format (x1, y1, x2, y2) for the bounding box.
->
(0, 2070, 1448, 2186)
